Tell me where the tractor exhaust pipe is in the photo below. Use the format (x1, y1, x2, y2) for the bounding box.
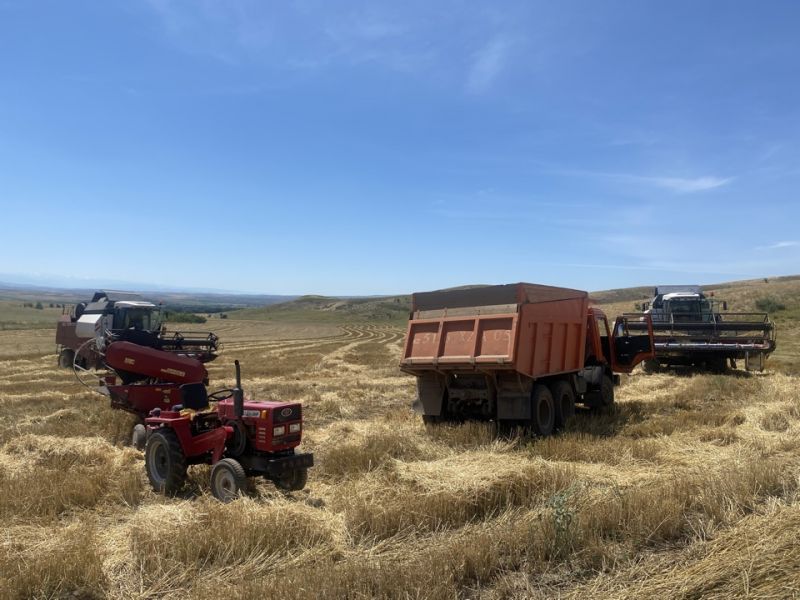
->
(233, 359, 244, 419)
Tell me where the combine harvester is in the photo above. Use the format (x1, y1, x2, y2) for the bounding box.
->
(635, 285, 776, 372)
(400, 283, 655, 434)
(56, 290, 219, 369)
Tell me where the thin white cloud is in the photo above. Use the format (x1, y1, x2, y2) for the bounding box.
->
(642, 175, 733, 193)
(554, 167, 734, 194)
(756, 240, 799, 251)
(466, 37, 512, 94)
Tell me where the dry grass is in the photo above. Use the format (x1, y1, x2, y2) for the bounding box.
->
(1, 310, 800, 599)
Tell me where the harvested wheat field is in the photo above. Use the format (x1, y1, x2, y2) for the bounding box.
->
(1, 314, 800, 599)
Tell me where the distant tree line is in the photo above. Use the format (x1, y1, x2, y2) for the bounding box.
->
(163, 310, 207, 324)
(22, 302, 65, 309)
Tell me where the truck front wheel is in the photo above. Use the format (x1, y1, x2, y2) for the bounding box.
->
(531, 385, 555, 437)
(585, 375, 614, 410)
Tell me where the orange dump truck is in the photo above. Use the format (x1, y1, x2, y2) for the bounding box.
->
(400, 283, 654, 435)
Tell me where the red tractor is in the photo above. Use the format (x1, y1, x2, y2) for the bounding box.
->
(143, 359, 313, 501)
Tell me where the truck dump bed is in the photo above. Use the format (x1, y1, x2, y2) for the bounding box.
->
(402, 283, 589, 378)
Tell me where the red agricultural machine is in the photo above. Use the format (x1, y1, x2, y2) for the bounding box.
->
(62, 291, 313, 500)
(100, 338, 312, 500)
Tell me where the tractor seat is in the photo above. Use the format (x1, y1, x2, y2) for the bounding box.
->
(180, 382, 210, 411)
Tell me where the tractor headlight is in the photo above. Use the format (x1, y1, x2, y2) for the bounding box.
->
(273, 425, 286, 437)
(289, 423, 301, 433)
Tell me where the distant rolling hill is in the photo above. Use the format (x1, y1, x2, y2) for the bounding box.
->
(234, 294, 412, 324)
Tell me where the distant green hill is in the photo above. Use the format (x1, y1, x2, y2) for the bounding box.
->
(234, 294, 412, 324)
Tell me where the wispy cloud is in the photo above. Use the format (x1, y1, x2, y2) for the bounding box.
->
(639, 175, 733, 193)
(554, 167, 734, 193)
(466, 37, 512, 94)
(756, 240, 799, 251)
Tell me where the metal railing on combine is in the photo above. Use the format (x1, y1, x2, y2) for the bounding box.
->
(627, 312, 775, 349)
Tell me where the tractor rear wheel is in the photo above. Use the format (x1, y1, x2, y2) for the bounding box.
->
(273, 468, 308, 492)
(550, 380, 575, 430)
(145, 429, 187, 496)
(531, 384, 555, 437)
(131, 424, 147, 451)
(58, 349, 75, 369)
(210, 458, 248, 502)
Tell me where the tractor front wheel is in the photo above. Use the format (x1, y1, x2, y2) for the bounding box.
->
(145, 429, 187, 496)
(273, 468, 308, 492)
(210, 458, 248, 502)
(131, 424, 147, 451)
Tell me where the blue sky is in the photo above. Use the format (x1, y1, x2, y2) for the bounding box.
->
(1, 1, 798, 295)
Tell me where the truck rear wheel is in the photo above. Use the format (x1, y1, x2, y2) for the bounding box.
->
(531, 384, 555, 437)
(210, 458, 248, 502)
(145, 429, 187, 495)
(58, 349, 75, 369)
(550, 381, 575, 430)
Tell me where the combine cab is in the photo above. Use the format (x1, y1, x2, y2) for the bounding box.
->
(635, 285, 776, 372)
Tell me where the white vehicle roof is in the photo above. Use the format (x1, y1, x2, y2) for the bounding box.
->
(662, 292, 703, 301)
(113, 301, 157, 309)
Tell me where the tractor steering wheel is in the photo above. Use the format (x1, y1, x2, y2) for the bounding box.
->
(207, 388, 235, 402)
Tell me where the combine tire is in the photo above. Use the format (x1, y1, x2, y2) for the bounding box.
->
(642, 359, 660, 374)
(707, 356, 728, 374)
(145, 429, 187, 495)
(273, 468, 308, 492)
(131, 424, 147, 451)
(531, 384, 555, 437)
(58, 349, 75, 369)
(550, 381, 575, 430)
(210, 458, 248, 502)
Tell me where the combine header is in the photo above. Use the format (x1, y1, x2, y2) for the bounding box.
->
(635, 286, 776, 372)
(401, 283, 655, 434)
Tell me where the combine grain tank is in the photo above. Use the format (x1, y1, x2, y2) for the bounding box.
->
(401, 283, 655, 435)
